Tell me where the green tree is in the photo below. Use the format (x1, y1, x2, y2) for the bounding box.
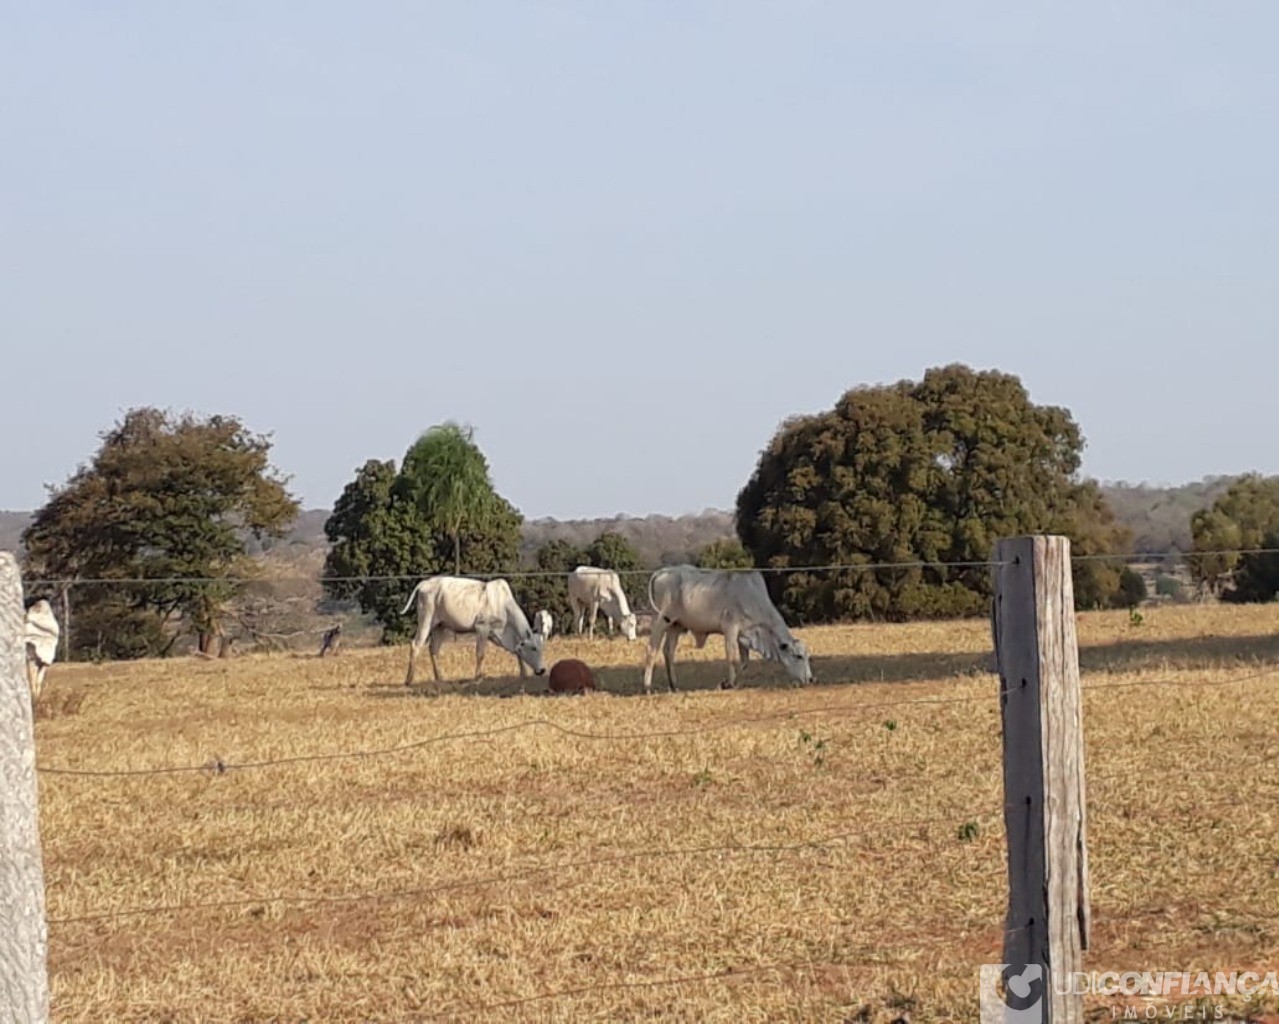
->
(1189, 474, 1279, 602)
(1113, 568, 1147, 609)
(22, 408, 298, 658)
(322, 460, 438, 641)
(323, 434, 523, 642)
(402, 422, 499, 575)
(695, 538, 754, 570)
(735, 365, 1129, 622)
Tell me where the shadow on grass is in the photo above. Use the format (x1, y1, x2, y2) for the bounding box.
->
(365, 630, 1279, 701)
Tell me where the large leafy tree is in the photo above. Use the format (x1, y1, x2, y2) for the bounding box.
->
(22, 408, 298, 658)
(1189, 474, 1279, 602)
(323, 428, 522, 641)
(735, 365, 1130, 622)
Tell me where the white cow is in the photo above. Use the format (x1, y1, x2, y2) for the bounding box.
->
(641, 565, 812, 693)
(567, 566, 638, 640)
(23, 599, 60, 706)
(401, 576, 547, 685)
(533, 609, 554, 639)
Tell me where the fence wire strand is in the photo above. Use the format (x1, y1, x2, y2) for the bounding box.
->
(48, 813, 988, 927)
(25, 545, 1279, 587)
(35, 691, 996, 778)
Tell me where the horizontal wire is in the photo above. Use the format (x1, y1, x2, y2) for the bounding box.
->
(38, 663, 1279, 780)
(36, 691, 993, 778)
(48, 813, 984, 926)
(25, 546, 1279, 587)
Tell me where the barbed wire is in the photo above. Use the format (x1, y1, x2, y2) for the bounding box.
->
(1080, 663, 1279, 693)
(36, 691, 994, 778)
(23, 546, 1279, 587)
(47, 812, 989, 926)
(37, 661, 1279, 779)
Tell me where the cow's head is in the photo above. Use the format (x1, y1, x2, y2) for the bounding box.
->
(514, 631, 547, 676)
(620, 612, 638, 642)
(781, 636, 813, 685)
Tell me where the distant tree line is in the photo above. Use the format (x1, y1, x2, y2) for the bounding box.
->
(19, 367, 1279, 659)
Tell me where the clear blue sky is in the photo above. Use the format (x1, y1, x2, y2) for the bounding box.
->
(5, 3, 1277, 518)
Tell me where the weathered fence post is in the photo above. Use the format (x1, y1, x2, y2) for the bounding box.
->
(990, 536, 1089, 1023)
(0, 552, 50, 1023)
(60, 584, 71, 664)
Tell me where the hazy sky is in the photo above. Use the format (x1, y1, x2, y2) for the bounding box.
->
(5, 3, 1277, 518)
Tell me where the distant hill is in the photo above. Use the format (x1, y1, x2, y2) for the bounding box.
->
(0, 477, 1249, 571)
(1099, 476, 1240, 553)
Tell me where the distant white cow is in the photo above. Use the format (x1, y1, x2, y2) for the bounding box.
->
(401, 576, 547, 685)
(23, 599, 60, 706)
(567, 566, 638, 641)
(641, 565, 812, 693)
(533, 609, 554, 640)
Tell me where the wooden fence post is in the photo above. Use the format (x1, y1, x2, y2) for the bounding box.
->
(60, 585, 71, 665)
(0, 552, 50, 1023)
(991, 536, 1089, 1023)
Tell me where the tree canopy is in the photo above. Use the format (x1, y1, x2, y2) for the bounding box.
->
(695, 538, 754, 570)
(323, 428, 522, 641)
(1188, 474, 1279, 602)
(401, 422, 500, 575)
(22, 408, 298, 658)
(735, 364, 1130, 622)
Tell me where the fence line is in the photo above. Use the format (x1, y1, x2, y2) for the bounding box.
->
(33, 692, 998, 778)
(36, 662, 1279, 781)
(25, 532, 1279, 1021)
(22, 545, 1279, 588)
(47, 812, 991, 927)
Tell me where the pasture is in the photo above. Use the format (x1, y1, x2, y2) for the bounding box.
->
(34, 604, 1279, 1022)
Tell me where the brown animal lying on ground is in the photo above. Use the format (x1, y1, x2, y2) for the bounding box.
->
(547, 658, 598, 694)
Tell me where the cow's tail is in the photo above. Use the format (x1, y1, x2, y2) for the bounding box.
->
(400, 580, 424, 616)
(647, 568, 664, 616)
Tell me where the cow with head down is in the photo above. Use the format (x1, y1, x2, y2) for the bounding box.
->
(641, 565, 812, 693)
(567, 566, 638, 640)
(402, 576, 546, 685)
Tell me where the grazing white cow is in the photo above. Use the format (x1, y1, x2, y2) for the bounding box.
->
(567, 566, 638, 641)
(401, 576, 547, 685)
(23, 599, 60, 706)
(641, 565, 812, 693)
(533, 609, 554, 640)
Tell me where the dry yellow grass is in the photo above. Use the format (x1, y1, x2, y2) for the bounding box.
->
(32, 604, 1279, 1022)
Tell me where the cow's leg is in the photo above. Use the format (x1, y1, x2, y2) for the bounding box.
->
(641, 616, 670, 694)
(427, 625, 447, 683)
(473, 633, 488, 681)
(572, 598, 585, 636)
(25, 659, 44, 707)
(588, 601, 599, 640)
(405, 598, 433, 685)
(722, 622, 743, 690)
(662, 627, 684, 692)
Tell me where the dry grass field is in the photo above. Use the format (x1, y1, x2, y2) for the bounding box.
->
(33, 603, 1279, 1022)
